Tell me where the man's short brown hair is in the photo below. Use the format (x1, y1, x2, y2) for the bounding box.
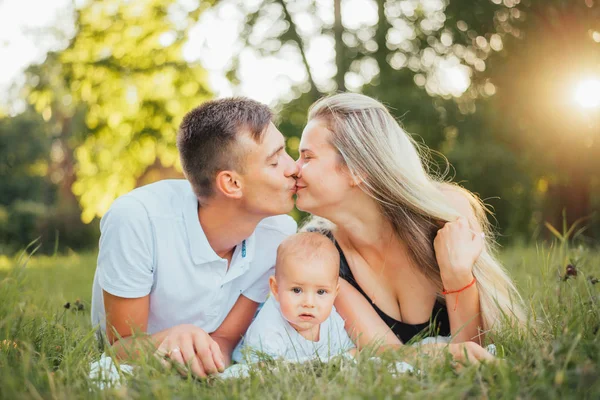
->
(177, 97, 273, 199)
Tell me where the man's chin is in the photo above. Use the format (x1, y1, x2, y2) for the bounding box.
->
(272, 198, 295, 216)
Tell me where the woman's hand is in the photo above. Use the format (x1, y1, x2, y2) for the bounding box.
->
(433, 216, 484, 288)
(422, 341, 495, 365)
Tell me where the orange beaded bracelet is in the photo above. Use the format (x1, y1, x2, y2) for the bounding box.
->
(442, 276, 477, 311)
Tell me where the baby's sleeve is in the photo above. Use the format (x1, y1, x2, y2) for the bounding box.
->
(242, 321, 287, 363)
(331, 308, 356, 352)
(241, 299, 290, 362)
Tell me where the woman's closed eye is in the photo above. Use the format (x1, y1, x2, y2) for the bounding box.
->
(300, 152, 313, 161)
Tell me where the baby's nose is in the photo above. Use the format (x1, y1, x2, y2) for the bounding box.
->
(303, 294, 315, 307)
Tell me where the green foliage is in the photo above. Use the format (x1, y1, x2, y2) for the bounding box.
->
(26, 0, 214, 223)
(0, 109, 99, 255)
(230, 0, 600, 241)
(1, 244, 599, 398)
(0, 111, 51, 254)
(0, 110, 51, 207)
(3, 0, 599, 246)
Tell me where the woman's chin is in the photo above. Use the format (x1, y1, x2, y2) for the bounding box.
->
(294, 194, 309, 212)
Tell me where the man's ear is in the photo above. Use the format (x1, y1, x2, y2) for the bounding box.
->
(215, 170, 243, 199)
(269, 275, 279, 300)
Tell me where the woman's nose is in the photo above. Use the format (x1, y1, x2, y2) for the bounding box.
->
(294, 158, 303, 178)
(284, 153, 300, 178)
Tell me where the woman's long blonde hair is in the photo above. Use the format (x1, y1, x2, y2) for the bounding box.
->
(303, 92, 526, 333)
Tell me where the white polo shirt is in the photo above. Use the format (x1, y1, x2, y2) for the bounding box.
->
(91, 179, 297, 335)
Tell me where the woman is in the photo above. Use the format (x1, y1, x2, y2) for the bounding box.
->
(295, 93, 526, 358)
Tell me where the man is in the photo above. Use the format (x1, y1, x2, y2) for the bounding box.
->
(90, 98, 298, 378)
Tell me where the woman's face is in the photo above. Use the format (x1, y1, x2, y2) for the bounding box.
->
(295, 119, 354, 214)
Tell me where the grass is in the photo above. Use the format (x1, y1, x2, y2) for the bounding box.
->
(0, 242, 599, 399)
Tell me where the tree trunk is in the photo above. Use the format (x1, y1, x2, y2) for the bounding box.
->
(334, 0, 345, 91)
(277, 0, 321, 97)
(374, 0, 392, 83)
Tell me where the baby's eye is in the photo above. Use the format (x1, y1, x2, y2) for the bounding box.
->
(317, 289, 327, 295)
(292, 287, 302, 294)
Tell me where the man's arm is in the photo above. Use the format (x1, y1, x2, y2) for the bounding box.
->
(105, 290, 228, 377)
(209, 295, 259, 366)
(103, 291, 172, 359)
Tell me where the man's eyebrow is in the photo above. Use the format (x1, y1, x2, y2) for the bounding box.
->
(267, 145, 284, 160)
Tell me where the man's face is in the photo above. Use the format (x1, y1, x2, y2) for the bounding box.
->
(237, 122, 299, 217)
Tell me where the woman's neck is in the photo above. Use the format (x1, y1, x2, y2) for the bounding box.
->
(319, 193, 396, 251)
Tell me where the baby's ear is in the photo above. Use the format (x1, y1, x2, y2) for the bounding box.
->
(269, 275, 279, 299)
(335, 280, 340, 296)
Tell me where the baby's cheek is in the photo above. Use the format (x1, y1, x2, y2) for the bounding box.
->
(279, 297, 297, 319)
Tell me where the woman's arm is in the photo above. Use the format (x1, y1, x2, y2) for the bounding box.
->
(436, 187, 485, 344)
(334, 279, 403, 351)
(335, 279, 494, 364)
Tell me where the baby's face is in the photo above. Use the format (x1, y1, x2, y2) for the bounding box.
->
(273, 257, 339, 333)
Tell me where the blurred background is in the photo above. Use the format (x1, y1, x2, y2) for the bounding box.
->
(0, 0, 599, 255)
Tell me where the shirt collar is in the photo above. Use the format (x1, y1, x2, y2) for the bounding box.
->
(184, 184, 256, 266)
(184, 188, 221, 265)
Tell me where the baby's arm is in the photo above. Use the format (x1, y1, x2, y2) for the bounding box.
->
(240, 298, 290, 362)
(242, 327, 287, 362)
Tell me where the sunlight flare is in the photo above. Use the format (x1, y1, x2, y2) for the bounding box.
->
(574, 79, 600, 109)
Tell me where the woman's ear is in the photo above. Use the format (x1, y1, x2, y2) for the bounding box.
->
(215, 170, 243, 199)
(350, 176, 363, 187)
(347, 168, 365, 187)
(269, 275, 279, 300)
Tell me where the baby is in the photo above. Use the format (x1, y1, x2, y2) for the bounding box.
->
(242, 232, 355, 362)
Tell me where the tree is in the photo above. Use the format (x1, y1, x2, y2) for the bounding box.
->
(480, 0, 600, 238)
(26, 0, 214, 223)
(223, 0, 600, 240)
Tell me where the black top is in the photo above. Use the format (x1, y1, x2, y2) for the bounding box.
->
(320, 230, 451, 344)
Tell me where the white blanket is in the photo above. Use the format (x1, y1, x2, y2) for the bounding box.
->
(88, 338, 497, 387)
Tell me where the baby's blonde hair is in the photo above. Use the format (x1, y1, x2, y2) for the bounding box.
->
(275, 232, 340, 280)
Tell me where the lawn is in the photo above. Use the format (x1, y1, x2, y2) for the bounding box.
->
(0, 242, 599, 399)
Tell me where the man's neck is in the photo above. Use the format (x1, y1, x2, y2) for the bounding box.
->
(197, 199, 263, 259)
